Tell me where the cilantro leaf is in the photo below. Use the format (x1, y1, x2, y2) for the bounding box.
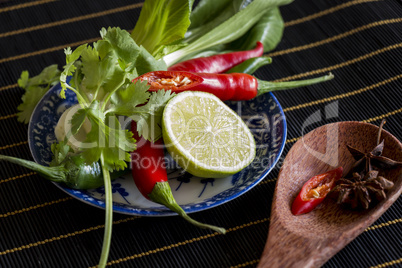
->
(59, 27, 172, 176)
(60, 44, 87, 99)
(17, 64, 61, 124)
(108, 80, 150, 116)
(98, 27, 140, 73)
(108, 79, 175, 141)
(49, 140, 72, 167)
(55, 26, 175, 268)
(132, 90, 175, 141)
(60, 28, 141, 170)
(97, 27, 166, 75)
(79, 45, 102, 95)
(81, 116, 136, 171)
(71, 101, 105, 135)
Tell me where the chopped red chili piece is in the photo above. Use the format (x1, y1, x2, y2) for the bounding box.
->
(291, 167, 343, 215)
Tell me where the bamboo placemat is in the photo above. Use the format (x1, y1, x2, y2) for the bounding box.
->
(0, 0, 401, 267)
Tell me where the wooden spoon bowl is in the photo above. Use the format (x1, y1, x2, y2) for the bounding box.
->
(258, 121, 402, 268)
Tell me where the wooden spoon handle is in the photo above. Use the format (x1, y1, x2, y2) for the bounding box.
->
(258, 218, 328, 268)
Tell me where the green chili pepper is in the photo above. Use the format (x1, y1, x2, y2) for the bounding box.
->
(0, 154, 126, 189)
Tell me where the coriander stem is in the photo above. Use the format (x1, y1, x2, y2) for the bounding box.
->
(64, 83, 88, 107)
(98, 154, 113, 268)
(93, 84, 102, 102)
(101, 79, 126, 111)
(74, 73, 91, 105)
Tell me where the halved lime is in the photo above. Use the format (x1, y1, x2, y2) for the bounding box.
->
(162, 91, 256, 178)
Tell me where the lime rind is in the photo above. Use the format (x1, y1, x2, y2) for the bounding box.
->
(162, 91, 256, 178)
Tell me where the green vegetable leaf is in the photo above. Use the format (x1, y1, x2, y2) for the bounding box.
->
(164, 0, 293, 66)
(49, 140, 72, 166)
(81, 116, 136, 171)
(60, 28, 147, 107)
(80, 43, 127, 102)
(98, 27, 140, 74)
(17, 64, 61, 124)
(188, 0, 233, 30)
(229, 7, 285, 52)
(153, 42, 187, 61)
(108, 80, 150, 116)
(17, 71, 29, 88)
(131, 0, 193, 56)
(60, 26, 171, 169)
(57, 26, 173, 267)
(184, 0, 249, 44)
(70, 108, 88, 136)
(71, 102, 105, 135)
(79, 45, 103, 95)
(136, 46, 167, 74)
(132, 90, 175, 142)
(108, 80, 174, 141)
(60, 44, 87, 99)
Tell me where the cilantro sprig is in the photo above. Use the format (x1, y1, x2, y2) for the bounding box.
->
(59, 27, 174, 266)
(17, 65, 61, 124)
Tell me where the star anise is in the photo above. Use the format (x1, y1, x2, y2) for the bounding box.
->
(346, 120, 402, 176)
(331, 171, 394, 209)
(331, 120, 401, 210)
(346, 140, 402, 175)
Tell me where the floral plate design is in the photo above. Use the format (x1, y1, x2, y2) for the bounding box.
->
(28, 82, 287, 216)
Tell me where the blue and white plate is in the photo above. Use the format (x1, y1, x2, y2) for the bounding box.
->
(28, 83, 287, 216)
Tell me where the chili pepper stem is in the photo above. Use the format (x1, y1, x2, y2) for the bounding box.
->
(98, 154, 113, 268)
(149, 182, 226, 234)
(0, 154, 67, 183)
(257, 73, 334, 96)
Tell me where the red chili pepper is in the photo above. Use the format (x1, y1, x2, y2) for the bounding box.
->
(134, 71, 334, 101)
(291, 167, 343, 215)
(130, 121, 226, 234)
(167, 42, 264, 73)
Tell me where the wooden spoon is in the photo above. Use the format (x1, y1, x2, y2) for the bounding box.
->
(258, 121, 402, 268)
